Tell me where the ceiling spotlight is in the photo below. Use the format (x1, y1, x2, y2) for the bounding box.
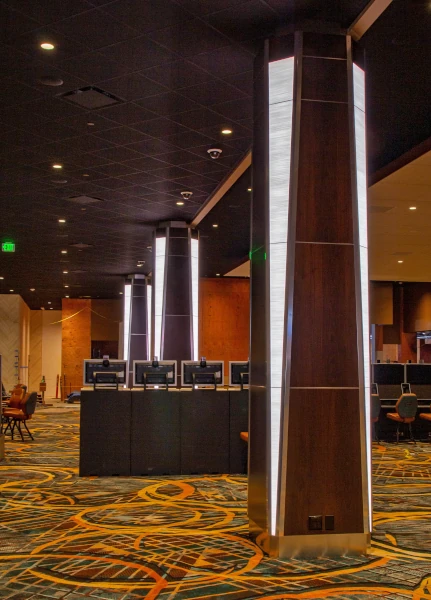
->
(409, 206, 417, 210)
(181, 191, 193, 200)
(52, 164, 63, 169)
(82, 173, 90, 177)
(58, 219, 66, 223)
(119, 292, 123, 295)
(216, 273, 221, 276)
(176, 201, 184, 206)
(9, 289, 14, 292)
(147, 245, 152, 250)
(87, 122, 95, 126)
(212, 223, 218, 228)
(50, 307, 53, 310)
(61, 250, 67, 254)
(207, 148, 222, 159)
(63, 270, 68, 274)
(247, 187, 252, 192)
(221, 128, 232, 135)
(0, 277, 4, 280)
(38, 76, 63, 87)
(65, 295, 69, 298)
(64, 285, 69, 288)
(30, 288, 35, 291)
(398, 260, 404, 263)
(40, 42, 55, 50)
(47, 301, 51, 304)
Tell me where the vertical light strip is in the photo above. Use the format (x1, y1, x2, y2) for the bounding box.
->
(123, 282, 132, 361)
(191, 237, 199, 360)
(268, 56, 294, 535)
(154, 236, 166, 360)
(147, 283, 152, 360)
(353, 62, 372, 528)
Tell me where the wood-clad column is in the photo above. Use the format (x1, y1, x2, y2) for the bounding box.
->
(249, 31, 371, 558)
(62, 299, 91, 395)
(127, 275, 150, 386)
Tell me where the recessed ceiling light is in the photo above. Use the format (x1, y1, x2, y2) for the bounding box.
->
(83, 173, 90, 177)
(221, 128, 232, 135)
(9, 289, 14, 292)
(53, 164, 63, 169)
(212, 224, 218, 228)
(47, 301, 51, 304)
(119, 292, 123, 295)
(398, 260, 404, 263)
(40, 42, 55, 50)
(65, 295, 69, 298)
(0, 277, 4, 280)
(58, 219, 66, 223)
(61, 250, 67, 254)
(216, 273, 221, 276)
(409, 206, 417, 210)
(146, 245, 152, 249)
(64, 285, 69, 288)
(87, 122, 95, 126)
(30, 288, 35, 291)
(63, 270, 68, 274)
(176, 201, 184, 206)
(50, 307, 53, 310)
(247, 187, 252, 192)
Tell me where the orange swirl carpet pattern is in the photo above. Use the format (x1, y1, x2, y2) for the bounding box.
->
(0, 406, 431, 599)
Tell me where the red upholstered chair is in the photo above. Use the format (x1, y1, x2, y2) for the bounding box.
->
(387, 393, 418, 444)
(3, 392, 37, 441)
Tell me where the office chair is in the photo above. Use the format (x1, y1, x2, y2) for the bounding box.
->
(3, 392, 37, 441)
(387, 393, 418, 444)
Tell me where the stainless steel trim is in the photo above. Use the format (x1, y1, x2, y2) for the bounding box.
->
(347, 36, 371, 535)
(278, 30, 303, 537)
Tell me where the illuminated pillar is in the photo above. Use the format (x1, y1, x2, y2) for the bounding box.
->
(123, 275, 151, 386)
(152, 222, 199, 384)
(249, 31, 371, 557)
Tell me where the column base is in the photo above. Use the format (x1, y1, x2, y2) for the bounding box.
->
(250, 519, 370, 558)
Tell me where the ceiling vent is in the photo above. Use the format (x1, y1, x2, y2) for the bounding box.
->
(69, 242, 94, 249)
(59, 86, 123, 109)
(368, 205, 394, 213)
(67, 195, 103, 205)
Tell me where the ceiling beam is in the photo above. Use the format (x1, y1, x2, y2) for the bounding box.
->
(191, 150, 251, 227)
(348, 0, 392, 41)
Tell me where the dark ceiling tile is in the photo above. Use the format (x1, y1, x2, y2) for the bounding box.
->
(0, 105, 49, 128)
(1, 128, 45, 148)
(86, 162, 140, 177)
(178, 80, 247, 107)
(151, 149, 202, 166)
(142, 59, 213, 90)
(96, 73, 169, 102)
(59, 134, 117, 153)
(190, 45, 254, 79)
(170, 108, 228, 131)
(1, 0, 95, 25)
(22, 96, 86, 121)
(0, 4, 41, 41)
(119, 185, 157, 198)
(90, 145, 145, 162)
(124, 137, 179, 155)
(100, 36, 176, 72)
(173, 0, 239, 16)
(93, 189, 130, 202)
(178, 158, 230, 176)
(170, 173, 219, 187)
(5, 27, 91, 61)
(53, 9, 140, 50)
(224, 136, 252, 152)
(58, 52, 132, 83)
(198, 122, 252, 142)
(135, 91, 199, 116)
(148, 19, 229, 57)
(29, 120, 82, 141)
(102, 0, 190, 33)
(98, 103, 156, 125)
(93, 126, 150, 145)
(131, 116, 190, 138)
(65, 153, 115, 169)
(163, 130, 215, 149)
(94, 177, 135, 190)
(115, 171, 164, 186)
(15, 66, 89, 95)
(211, 97, 252, 121)
(146, 165, 193, 180)
(0, 77, 46, 106)
(204, 0, 278, 43)
(222, 70, 253, 95)
(56, 111, 118, 132)
(122, 155, 173, 171)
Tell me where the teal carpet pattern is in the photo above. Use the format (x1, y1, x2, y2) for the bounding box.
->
(0, 407, 430, 599)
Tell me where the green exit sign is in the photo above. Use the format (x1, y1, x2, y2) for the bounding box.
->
(2, 242, 15, 252)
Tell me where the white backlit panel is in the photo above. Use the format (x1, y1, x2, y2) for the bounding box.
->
(191, 237, 199, 361)
(154, 236, 166, 360)
(353, 63, 372, 527)
(123, 282, 132, 361)
(268, 56, 294, 535)
(147, 283, 152, 360)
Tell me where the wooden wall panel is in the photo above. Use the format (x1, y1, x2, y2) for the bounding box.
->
(290, 244, 358, 387)
(199, 278, 250, 379)
(0, 295, 21, 391)
(404, 283, 431, 332)
(29, 310, 43, 393)
(62, 299, 91, 393)
(370, 282, 393, 325)
(91, 299, 121, 341)
(284, 389, 364, 535)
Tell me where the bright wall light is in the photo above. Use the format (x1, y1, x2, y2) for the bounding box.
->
(154, 236, 167, 359)
(123, 282, 132, 361)
(191, 237, 199, 360)
(268, 56, 294, 535)
(353, 62, 372, 530)
(147, 283, 152, 359)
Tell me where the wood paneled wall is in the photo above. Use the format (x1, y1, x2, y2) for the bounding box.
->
(91, 299, 121, 341)
(62, 299, 91, 393)
(199, 278, 250, 380)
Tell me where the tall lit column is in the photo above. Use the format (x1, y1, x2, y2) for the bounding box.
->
(249, 31, 371, 557)
(152, 222, 199, 384)
(123, 275, 151, 386)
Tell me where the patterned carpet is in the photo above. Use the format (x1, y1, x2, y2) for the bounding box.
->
(0, 407, 430, 600)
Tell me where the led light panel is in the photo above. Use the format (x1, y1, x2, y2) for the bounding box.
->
(154, 236, 166, 359)
(123, 282, 132, 361)
(191, 237, 199, 361)
(147, 283, 152, 359)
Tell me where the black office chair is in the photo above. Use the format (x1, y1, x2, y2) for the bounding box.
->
(387, 394, 418, 444)
(371, 393, 381, 442)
